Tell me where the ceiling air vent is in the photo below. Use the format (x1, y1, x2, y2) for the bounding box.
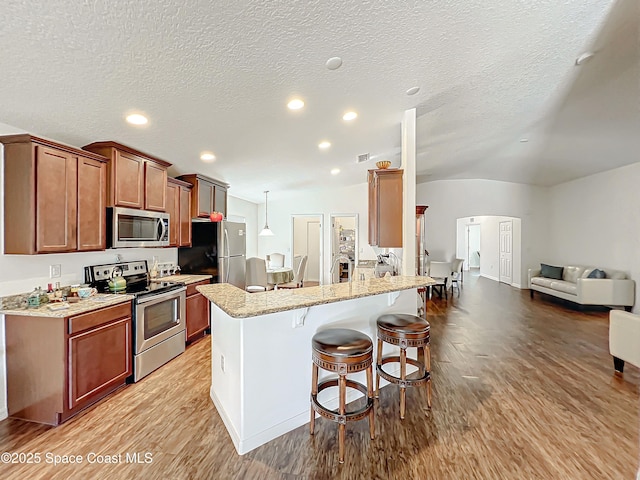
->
(356, 153, 370, 163)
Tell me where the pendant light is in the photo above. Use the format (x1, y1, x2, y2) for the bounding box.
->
(259, 190, 274, 236)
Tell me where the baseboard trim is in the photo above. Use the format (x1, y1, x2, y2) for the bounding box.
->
(0, 407, 8, 421)
(481, 273, 499, 282)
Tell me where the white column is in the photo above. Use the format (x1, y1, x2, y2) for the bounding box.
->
(401, 108, 417, 276)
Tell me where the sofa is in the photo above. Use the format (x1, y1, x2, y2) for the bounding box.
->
(528, 264, 635, 309)
(609, 310, 640, 374)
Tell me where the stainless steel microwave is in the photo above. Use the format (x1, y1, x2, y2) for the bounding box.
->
(107, 207, 170, 248)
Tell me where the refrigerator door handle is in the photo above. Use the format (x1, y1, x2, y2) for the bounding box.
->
(224, 228, 230, 258)
(225, 256, 230, 283)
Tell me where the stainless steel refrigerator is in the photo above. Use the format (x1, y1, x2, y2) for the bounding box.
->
(178, 220, 246, 289)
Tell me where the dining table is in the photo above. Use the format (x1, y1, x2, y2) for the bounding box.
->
(266, 266, 294, 288)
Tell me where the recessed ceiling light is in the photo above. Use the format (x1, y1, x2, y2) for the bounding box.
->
(287, 98, 305, 110)
(343, 111, 358, 121)
(406, 86, 420, 96)
(200, 152, 216, 162)
(575, 51, 595, 66)
(519, 138, 529, 143)
(318, 141, 331, 149)
(126, 113, 148, 125)
(326, 57, 343, 70)
(331, 168, 340, 175)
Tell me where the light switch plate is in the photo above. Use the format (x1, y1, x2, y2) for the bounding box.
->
(50, 264, 61, 278)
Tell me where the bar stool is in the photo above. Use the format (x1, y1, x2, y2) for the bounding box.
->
(375, 314, 431, 419)
(310, 328, 374, 464)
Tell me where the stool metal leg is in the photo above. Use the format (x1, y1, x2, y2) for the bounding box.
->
(375, 337, 383, 398)
(310, 363, 318, 434)
(366, 364, 374, 440)
(338, 374, 346, 464)
(400, 346, 407, 420)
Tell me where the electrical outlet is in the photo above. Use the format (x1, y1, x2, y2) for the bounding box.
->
(50, 264, 61, 278)
(220, 354, 225, 372)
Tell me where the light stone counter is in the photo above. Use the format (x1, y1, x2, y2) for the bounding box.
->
(197, 275, 436, 319)
(152, 274, 212, 285)
(0, 293, 134, 318)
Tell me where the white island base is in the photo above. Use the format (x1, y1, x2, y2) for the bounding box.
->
(208, 288, 421, 455)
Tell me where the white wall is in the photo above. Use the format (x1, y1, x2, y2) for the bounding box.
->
(227, 195, 258, 258)
(546, 162, 640, 310)
(417, 179, 548, 288)
(256, 183, 378, 284)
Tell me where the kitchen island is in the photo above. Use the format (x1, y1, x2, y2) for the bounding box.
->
(197, 275, 435, 454)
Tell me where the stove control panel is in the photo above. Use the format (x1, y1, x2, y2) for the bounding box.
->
(89, 261, 149, 281)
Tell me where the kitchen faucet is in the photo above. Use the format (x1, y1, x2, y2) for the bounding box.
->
(330, 254, 353, 283)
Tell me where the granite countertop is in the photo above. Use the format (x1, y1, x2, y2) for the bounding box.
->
(151, 274, 212, 285)
(0, 293, 135, 318)
(197, 275, 436, 319)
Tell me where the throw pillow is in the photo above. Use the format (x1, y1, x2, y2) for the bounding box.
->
(587, 268, 606, 279)
(540, 263, 564, 280)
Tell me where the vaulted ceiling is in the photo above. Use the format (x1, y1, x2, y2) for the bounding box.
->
(0, 0, 636, 203)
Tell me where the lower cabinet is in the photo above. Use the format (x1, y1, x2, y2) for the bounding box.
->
(5, 302, 132, 425)
(186, 280, 210, 342)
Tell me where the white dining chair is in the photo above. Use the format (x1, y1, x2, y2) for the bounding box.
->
(450, 258, 464, 295)
(428, 261, 451, 299)
(246, 257, 272, 293)
(268, 252, 285, 268)
(279, 255, 308, 289)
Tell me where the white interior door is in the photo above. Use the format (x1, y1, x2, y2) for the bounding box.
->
(499, 220, 513, 284)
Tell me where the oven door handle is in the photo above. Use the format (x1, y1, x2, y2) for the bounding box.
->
(136, 286, 186, 305)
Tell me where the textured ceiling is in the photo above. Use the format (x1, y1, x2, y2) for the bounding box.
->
(0, 0, 636, 203)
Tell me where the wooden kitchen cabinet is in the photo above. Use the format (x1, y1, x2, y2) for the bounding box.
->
(167, 177, 192, 247)
(77, 156, 107, 251)
(368, 168, 403, 248)
(1, 134, 108, 254)
(83, 141, 171, 212)
(5, 301, 132, 425)
(177, 173, 229, 219)
(185, 280, 211, 342)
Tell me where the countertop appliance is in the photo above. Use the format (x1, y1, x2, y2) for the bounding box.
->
(178, 220, 246, 289)
(85, 260, 186, 382)
(107, 206, 170, 248)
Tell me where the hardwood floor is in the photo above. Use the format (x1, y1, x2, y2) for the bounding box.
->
(0, 274, 638, 479)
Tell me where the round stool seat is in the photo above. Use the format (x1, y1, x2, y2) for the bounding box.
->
(312, 328, 373, 357)
(377, 313, 430, 335)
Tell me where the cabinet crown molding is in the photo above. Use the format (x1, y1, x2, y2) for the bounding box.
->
(82, 141, 172, 167)
(0, 134, 108, 162)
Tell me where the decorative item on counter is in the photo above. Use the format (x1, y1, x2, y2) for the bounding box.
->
(47, 283, 55, 301)
(54, 281, 63, 299)
(77, 287, 97, 298)
(376, 160, 391, 169)
(209, 211, 223, 222)
(69, 284, 79, 297)
(150, 257, 159, 279)
(108, 265, 127, 292)
(27, 287, 41, 308)
(39, 287, 49, 305)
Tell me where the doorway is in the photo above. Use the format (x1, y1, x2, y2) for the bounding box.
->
(291, 215, 323, 285)
(330, 214, 358, 283)
(466, 224, 481, 270)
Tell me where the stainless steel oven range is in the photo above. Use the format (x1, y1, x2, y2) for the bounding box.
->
(85, 260, 186, 382)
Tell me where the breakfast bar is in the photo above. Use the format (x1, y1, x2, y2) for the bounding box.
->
(197, 275, 435, 455)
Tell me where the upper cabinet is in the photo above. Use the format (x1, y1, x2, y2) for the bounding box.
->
(177, 174, 229, 219)
(1, 134, 108, 254)
(167, 177, 193, 247)
(83, 142, 171, 212)
(368, 168, 403, 248)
